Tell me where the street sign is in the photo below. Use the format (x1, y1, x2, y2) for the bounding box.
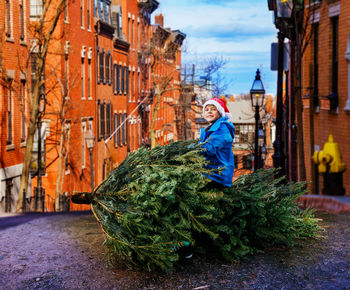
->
(270, 42, 290, 71)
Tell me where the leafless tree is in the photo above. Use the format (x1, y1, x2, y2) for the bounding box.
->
(282, 0, 318, 181)
(138, 14, 186, 148)
(16, 0, 67, 212)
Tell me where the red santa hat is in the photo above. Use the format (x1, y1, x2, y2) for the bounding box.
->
(203, 97, 232, 119)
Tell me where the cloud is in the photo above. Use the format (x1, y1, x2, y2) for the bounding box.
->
(156, 0, 277, 94)
(183, 23, 275, 42)
(192, 0, 239, 6)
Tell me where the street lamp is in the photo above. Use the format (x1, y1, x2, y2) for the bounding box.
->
(258, 126, 265, 169)
(261, 146, 267, 168)
(268, 0, 292, 177)
(85, 127, 95, 192)
(250, 69, 265, 171)
(37, 93, 45, 212)
(276, 0, 293, 19)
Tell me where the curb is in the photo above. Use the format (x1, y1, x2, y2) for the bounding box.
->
(297, 195, 350, 213)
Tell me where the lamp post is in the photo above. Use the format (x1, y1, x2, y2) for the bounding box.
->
(250, 69, 265, 171)
(258, 125, 265, 169)
(261, 146, 267, 168)
(37, 93, 45, 212)
(85, 128, 95, 192)
(268, 0, 293, 177)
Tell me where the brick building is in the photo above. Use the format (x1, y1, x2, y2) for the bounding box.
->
(0, 0, 186, 213)
(302, 0, 350, 196)
(0, 0, 30, 213)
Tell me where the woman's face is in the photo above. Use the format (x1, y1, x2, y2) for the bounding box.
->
(204, 105, 221, 124)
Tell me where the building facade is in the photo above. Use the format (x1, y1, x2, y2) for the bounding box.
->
(302, 0, 350, 196)
(0, 0, 186, 213)
(0, 0, 30, 213)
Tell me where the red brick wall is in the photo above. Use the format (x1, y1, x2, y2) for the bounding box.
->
(0, 0, 29, 168)
(302, 0, 350, 196)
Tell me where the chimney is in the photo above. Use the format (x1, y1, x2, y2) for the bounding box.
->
(155, 14, 164, 27)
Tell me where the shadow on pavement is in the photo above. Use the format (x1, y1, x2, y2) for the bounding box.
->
(0, 211, 91, 231)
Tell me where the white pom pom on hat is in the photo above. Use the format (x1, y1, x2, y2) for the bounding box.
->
(203, 97, 232, 119)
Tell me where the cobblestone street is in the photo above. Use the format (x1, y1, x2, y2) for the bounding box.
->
(0, 211, 349, 289)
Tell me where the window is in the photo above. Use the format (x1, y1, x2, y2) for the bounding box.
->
(119, 11, 123, 38)
(117, 113, 121, 146)
(103, 1, 110, 23)
(111, 7, 123, 39)
(243, 154, 253, 170)
(88, 59, 91, 99)
(235, 124, 254, 144)
(96, 47, 100, 83)
(110, 55, 113, 86)
(81, 0, 84, 27)
(97, 100, 100, 138)
(7, 83, 13, 145)
(126, 67, 129, 94)
(6, 0, 11, 37)
(105, 52, 109, 84)
(113, 64, 116, 93)
(312, 22, 319, 108)
(82, 120, 87, 168)
(330, 16, 338, 110)
(93, 0, 97, 17)
(121, 66, 125, 92)
(122, 113, 126, 144)
(106, 103, 111, 137)
(98, 0, 103, 19)
(81, 58, 85, 99)
(100, 101, 105, 138)
(100, 49, 104, 83)
(117, 65, 120, 92)
(234, 155, 238, 169)
(87, 0, 91, 29)
(21, 81, 26, 142)
(233, 125, 240, 143)
(20, 1, 25, 40)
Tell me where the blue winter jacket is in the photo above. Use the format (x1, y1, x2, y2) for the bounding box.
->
(200, 116, 235, 187)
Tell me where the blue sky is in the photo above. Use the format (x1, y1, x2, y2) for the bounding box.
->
(155, 0, 278, 95)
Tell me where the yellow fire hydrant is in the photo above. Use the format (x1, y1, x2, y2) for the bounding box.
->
(312, 134, 346, 195)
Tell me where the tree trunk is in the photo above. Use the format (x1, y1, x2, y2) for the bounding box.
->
(16, 0, 65, 212)
(55, 122, 66, 211)
(295, 47, 306, 181)
(149, 87, 161, 148)
(17, 87, 40, 212)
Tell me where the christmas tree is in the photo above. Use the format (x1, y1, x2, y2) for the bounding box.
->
(72, 140, 322, 272)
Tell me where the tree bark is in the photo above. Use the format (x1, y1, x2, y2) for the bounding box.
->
(16, 0, 65, 212)
(294, 44, 306, 181)
(149, 87, 161, 148)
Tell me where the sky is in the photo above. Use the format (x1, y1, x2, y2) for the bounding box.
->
(155, 0, 278, 95)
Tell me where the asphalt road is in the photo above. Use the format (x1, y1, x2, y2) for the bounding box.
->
(0, 211, 349, 289)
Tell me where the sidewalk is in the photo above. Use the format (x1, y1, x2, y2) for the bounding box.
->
(0, 211, 349, 289)
(298, 195, 350, 213)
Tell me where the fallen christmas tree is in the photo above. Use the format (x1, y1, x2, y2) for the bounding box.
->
(72, 140, 322, 272)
